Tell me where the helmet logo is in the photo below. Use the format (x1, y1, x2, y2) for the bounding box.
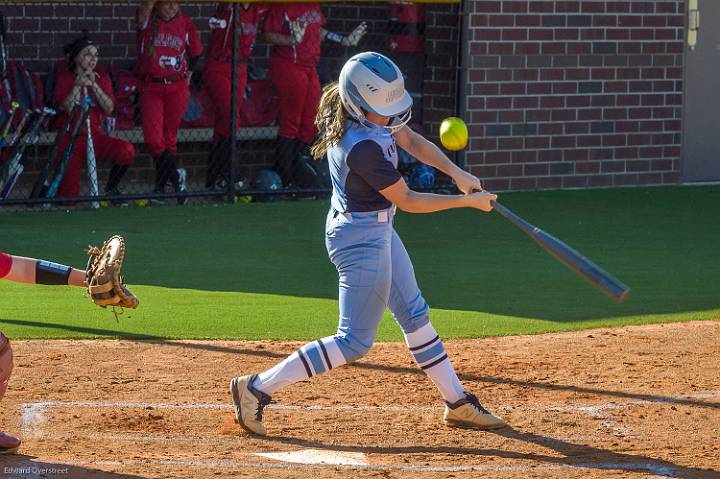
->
(386, 87, 403, 103)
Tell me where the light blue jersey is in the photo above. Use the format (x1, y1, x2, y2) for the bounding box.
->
(327, 121, 402, 213)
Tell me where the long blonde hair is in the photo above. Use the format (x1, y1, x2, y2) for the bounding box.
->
(310, 82, 348, 160)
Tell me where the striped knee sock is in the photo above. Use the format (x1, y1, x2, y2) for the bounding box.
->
(254, 336, 347, 396)
(404, 323, 465, 403)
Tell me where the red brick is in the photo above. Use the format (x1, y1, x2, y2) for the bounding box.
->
(471, 14, 490, 27)
(563, 175, 588, 188)
(510, 177, 538, 191)
(475, 1, 502, 13)
(601, 160, 625, 173)
(566, 123, 589, 134)
(607, 29, 630, 40)
(575, 161, 600, 173)
(485, 179, 510, 191)
(551, 136, 576, 148)
(656, 3, 677, 14)
(503, 1, 528, 13)
(628, 134, 653, 146)
(606, 2, 631, 13)
(615, 121, 639, 132)
(593, 15, 617, 27)
(555, 28, 579, 40)
(498, 110, 523, 123)
(487, 97, 513, 109)
(542, 42, 566, 54)
(566, 68, 590, 80)
(556, 2, 580, 13)
(651, 159, 673, 170)
(578, 109, 602, 120)
(529, 29, 554, 40)
(528, 83, 552, 94)
(568, 42, 592, 54)
(489, 15, 515, 27)
(526, 137, 550, 148)
(500, 137, 524, 149)
(578, 135, 602, 147)
(581, 2, 606, 14)
(564, 149, 589, 161)
(515, 15, 540, 27)
(513, 96, 539, 108)
(510, 150, 538, 163)
(529, 2, 554, 13)
(489, 43, 515, 55)
(486, 152, 512, 163)
(630, 29, 654, 40)
(499, 165, 524, 176)
(619, 43, 642, 54)
(527, 109, 551, 121)
(640, 146, 664, 158)
(538, 176, 564, 189)
(567, 96, 591, 107)
(602, 135, 626, 147)
(525, 163, 550, 176)
(588, 175, 614, 187)
(515, 43, 541, 54)
(503, 29, 529, 41)
(474, 29, 502, 41)
(471, 165, 498, 178)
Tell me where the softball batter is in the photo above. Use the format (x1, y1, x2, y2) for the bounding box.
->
(0, 252, 87, 454)
(136, 0, 202, 203)
(231, 52, 506, 435)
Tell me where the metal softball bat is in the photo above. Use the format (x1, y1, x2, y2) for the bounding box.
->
(490, 200, 630, 302)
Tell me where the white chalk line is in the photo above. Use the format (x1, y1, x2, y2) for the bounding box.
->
(17, 391, 719, 478)
(12, 457, 682, 477)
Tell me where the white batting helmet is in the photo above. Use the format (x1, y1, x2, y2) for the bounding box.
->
(338, 52, 413, 132)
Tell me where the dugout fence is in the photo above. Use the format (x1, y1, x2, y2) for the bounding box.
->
(0, 1, 463, 210)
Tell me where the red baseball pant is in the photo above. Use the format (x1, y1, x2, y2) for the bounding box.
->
(139, 81, 190, 157)
(269, 56, 320, 143)
(204, 62, 247, 143)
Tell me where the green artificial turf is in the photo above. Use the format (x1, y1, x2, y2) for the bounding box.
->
(1, 186, 718, 340)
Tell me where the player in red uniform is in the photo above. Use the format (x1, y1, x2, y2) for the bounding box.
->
(136, 0, 202, 204)
(263, 3, 367, 187)
(53, 34, 136, 200)
(0, 251, 87, 454)
(203, 2, 266, 190)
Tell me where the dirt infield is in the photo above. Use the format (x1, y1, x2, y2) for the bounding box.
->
(1, 321, 719, 479)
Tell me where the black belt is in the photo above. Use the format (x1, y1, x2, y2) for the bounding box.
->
(149, 77, 184, 84)
(211, 55, 248, 64)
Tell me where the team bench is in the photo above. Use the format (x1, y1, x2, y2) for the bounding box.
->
(34, 126, 279, 146)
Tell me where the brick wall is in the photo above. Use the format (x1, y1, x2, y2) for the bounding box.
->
(463, 0, 685, 191)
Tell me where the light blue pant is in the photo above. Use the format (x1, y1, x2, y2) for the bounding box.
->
(324, 207, 430, 363)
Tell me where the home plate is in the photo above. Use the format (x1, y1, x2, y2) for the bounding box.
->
(253, 449, 369, 466)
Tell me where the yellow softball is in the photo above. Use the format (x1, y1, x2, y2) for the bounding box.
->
(439, 117, 469, 151)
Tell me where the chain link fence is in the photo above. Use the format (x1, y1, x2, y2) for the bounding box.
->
(0, 1, 461, 210)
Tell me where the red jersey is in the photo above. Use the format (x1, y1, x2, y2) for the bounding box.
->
(136, 10, 203, 81)
(205, 3, 266, 64)
(52, 68, 114, 136)
(264, 3, 325, 67)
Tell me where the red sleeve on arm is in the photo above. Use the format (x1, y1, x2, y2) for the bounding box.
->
(263, 5, 283, 34)
(0, 253, 12, 279)
(186, 16, 203, 58)
(52, 70, 74, 109)
(98, 73, 115, 105)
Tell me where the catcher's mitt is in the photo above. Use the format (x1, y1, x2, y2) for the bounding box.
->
(85, 235, 139, 311)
